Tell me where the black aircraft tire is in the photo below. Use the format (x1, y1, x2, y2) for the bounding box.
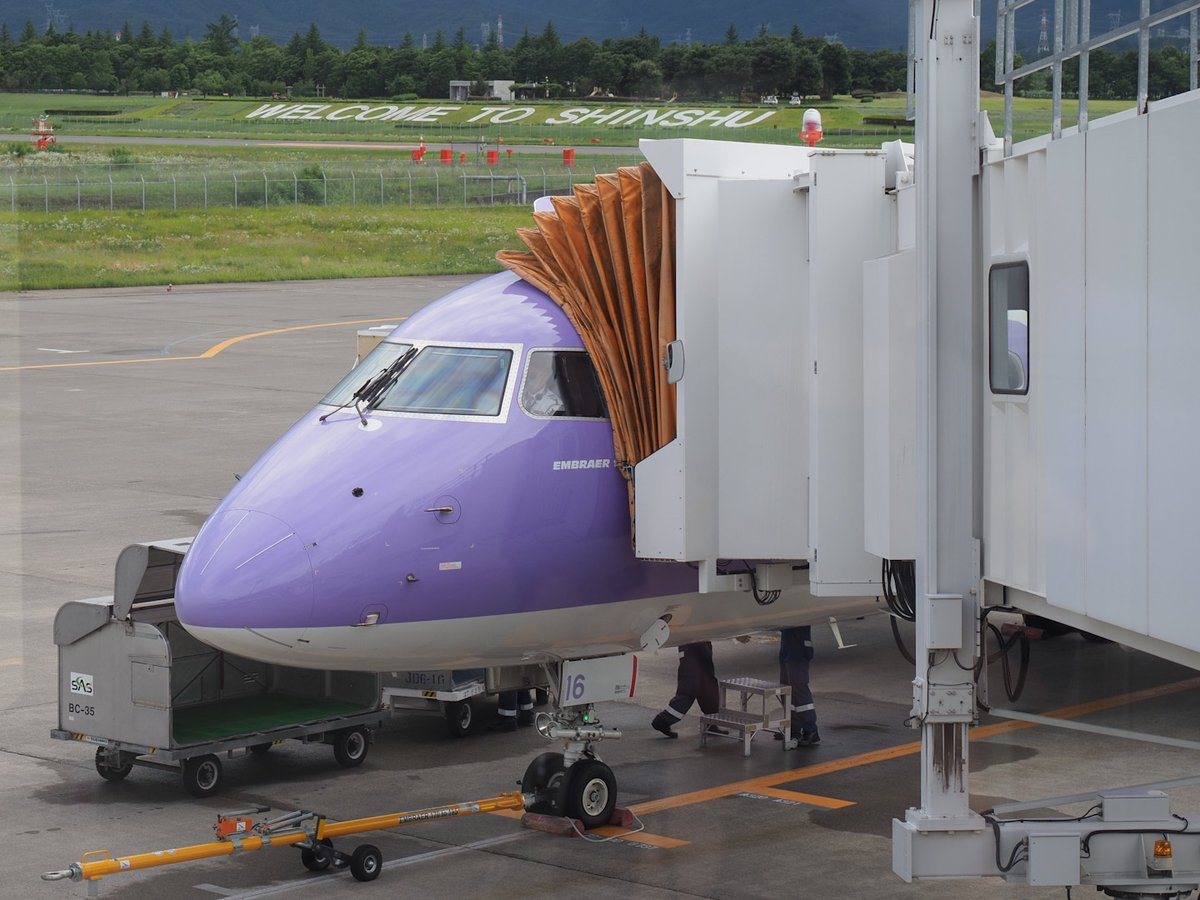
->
(350, 844, 383, 882)
(182, 754, 223, 798)
(521, 751, 566, 815)
(333, 727, 369, 768)
(560, 759, 617, 829)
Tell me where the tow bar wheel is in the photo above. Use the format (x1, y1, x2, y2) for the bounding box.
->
(563, 759, 617, 828)
(300, 838, 334, 872)
(350, 844, 382, 882)
(182, 754, 223, 798)
(333, 726, 369, 768)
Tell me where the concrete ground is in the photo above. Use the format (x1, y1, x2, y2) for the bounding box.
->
(3, 278, 1199, 900)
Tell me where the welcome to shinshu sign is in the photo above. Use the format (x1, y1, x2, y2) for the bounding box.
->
(245, 102, 779, 129)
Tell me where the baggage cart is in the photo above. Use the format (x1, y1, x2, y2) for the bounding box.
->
(52, 539, 385, 797)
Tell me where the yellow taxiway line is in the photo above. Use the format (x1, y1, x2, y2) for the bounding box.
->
(0, 317, 402, 372)
(630, 675, 1200, 819)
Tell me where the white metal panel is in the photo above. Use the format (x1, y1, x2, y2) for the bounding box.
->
(675, 173, 720, 562)
(640, 138, 813, 199)
(1040, 136, 1088, 615)
(634, 139, 813, 565)
(808, 152, 892, 594)
(1146, 95, 1200, 654)
(1083, 114, 1149, 634)
(863, 249, 917, 560)
(983, 153, 1042, 598)
(715, 179, 809, 558)
(634, 439, 686, 559)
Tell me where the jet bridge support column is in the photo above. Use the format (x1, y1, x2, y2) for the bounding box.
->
(894, 0, 990, 879)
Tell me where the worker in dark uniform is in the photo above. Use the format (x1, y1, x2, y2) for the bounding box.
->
(778, 626, 819, 746)
(651, 641, 727, 738)
(489, 688, 535, 731)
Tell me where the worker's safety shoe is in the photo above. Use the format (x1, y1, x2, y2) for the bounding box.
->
(703, 724, 729, 735)
(650, 713, 678, 739)
(517, 710, 535, 727)
(489, 717, 518, 732)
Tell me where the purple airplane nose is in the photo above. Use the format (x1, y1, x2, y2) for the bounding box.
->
(176, 509, 315, 630)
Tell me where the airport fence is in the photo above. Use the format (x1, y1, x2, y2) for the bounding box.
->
(1, 161, 616, 214)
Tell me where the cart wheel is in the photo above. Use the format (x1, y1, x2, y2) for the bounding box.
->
(333, 727, 369, 768)
(182, 754, 223, 798)
(443, 699, 474, 737)
(300, 838, 334, 872)
(94, 748, 133, 783)
(520, 751, 566, 815)
(560, 759, 617, 829)
(535, 688, 550, 706)
(350, 844, 382, 882)
(249, 742, 272, 755)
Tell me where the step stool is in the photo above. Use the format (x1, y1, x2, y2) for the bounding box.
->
(699, 677, 791, 757)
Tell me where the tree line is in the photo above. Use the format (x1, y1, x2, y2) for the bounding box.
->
(0, 15, 1192, 103)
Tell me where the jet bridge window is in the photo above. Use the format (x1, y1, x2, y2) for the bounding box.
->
(989, 262, 1029, 396)
(520, 350, 609, 419)
(374, 346, 513, 416)
(320, 340, 414, 407)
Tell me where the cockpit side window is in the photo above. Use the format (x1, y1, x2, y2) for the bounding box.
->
(321, 340, 413, 407)
(374, 346, 512, 416)
(520, 350, 609, 419)
(989, 262, 1029, 396)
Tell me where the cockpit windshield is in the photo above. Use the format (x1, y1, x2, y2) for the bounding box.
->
(320, 342, 513, 417)
(321, 341, 414, 408)
(374, 346, 512, 416)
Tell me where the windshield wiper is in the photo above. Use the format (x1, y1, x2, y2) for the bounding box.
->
(319, 346, 419, 425)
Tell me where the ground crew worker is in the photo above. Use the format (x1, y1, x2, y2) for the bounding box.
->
(778, 626, 819, 746)
(651, 641, 727, 738)
(490, 688, 535, 731)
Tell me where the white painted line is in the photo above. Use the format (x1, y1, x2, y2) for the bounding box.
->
(37, 348, 89, 354)
(194, 884, 239, 896)
(199, 830, 535, 897)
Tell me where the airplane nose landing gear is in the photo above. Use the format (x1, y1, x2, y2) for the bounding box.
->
(522, 655, 636, 829)
(523, 703, 621, 827)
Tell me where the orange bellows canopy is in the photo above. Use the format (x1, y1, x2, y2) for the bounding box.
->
(497, 162, 677, 501)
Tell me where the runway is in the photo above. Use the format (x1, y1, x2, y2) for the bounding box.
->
(4, 277, 1199, 899)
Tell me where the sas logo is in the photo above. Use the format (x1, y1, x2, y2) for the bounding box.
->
(70, 672, 94, 696)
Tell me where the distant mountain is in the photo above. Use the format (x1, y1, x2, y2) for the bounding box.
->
(8, 0, 927, 51)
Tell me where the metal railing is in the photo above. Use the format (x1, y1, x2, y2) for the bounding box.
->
(1, 163, 591, 214)
(995, 0, 1200, 154)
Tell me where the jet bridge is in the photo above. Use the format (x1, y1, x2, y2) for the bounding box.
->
(631, 139, 916, 598)
(499, 137, 918, 600)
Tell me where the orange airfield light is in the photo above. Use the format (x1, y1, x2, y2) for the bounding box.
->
(799, 108, 823, 147)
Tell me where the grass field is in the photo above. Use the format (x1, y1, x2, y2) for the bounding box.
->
(0, 90, 1138, 291)
(2, 206, 531, 291)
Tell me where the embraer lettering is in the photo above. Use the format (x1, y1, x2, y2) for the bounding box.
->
(552, 458, 612, 471)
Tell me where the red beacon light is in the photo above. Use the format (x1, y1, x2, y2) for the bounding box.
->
(800, 108, 823, 147)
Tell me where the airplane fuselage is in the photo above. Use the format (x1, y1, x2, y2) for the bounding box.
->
(176, 273, 837, 670)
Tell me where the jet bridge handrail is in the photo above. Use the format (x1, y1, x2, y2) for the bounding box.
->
(992, 0, 1200, 154)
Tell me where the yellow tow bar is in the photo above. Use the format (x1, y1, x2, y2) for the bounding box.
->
(42, 791, 528, 889)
